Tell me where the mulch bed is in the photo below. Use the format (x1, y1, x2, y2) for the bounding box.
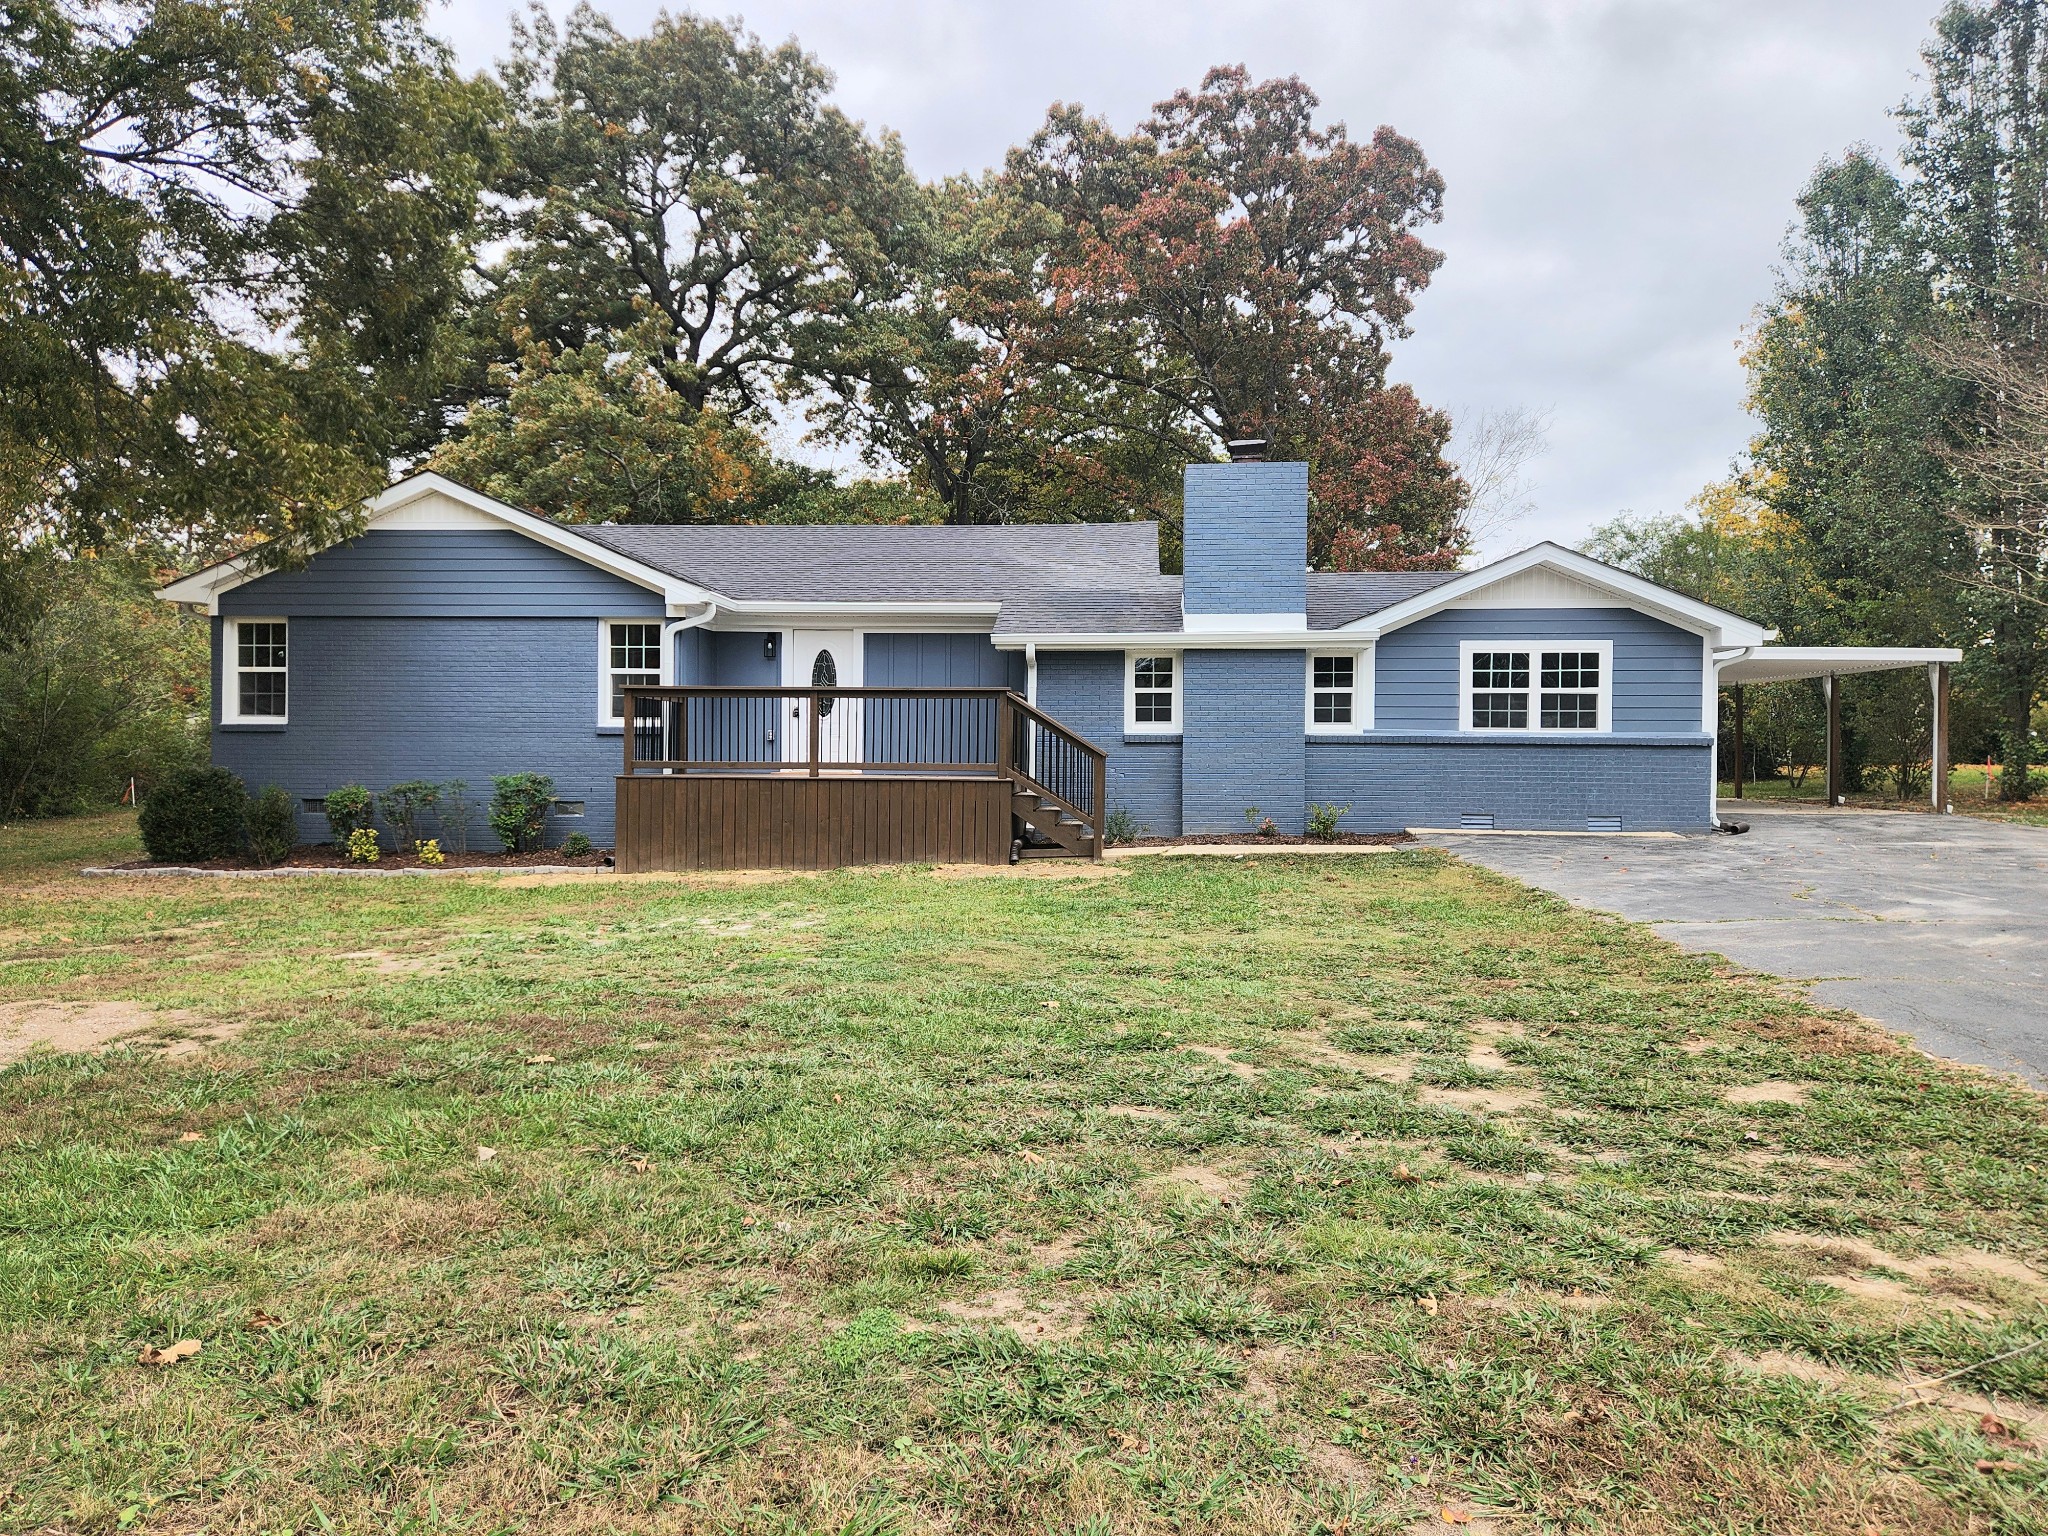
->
(1120, 831, 1414, 848)
(106, 845, 612, 872)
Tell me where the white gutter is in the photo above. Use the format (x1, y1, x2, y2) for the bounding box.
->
(661, 603, 718, 683)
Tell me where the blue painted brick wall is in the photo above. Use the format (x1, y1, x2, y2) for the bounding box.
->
(1181, 462, 1308, 618)
(1307, 737, 1713, 832)
(1034, 651, 1182, 837)
(213, 615, 634, 850)
(1182, 649, 1306, 834)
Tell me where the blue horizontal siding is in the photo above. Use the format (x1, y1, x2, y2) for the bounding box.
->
(211, 615, 629, 849)
(1035, 651, 1181, 837)
(220, 530, 663, 619)
(1307, 737, 1712, 832)
(1375, 607, 1704, 734)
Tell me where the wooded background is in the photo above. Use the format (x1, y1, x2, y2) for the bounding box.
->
(4, 0, 2045, 817)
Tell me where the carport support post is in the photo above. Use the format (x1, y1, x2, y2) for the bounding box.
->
(1730, 685, 1745, 798)
(1824, 674, 1843, 807)
(1930, 661, 1951, 813)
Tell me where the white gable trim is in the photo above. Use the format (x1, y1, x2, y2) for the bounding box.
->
(155, 472, 724, 616)
(1338, 543, 1772, 648)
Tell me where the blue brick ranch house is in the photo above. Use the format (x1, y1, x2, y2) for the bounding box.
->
(156, 452, 1958, 870)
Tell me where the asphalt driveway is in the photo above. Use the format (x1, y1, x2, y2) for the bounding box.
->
(1424, 804, 2048, 1087)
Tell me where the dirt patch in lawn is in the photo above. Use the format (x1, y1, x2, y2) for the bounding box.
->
(1725, 1081, 1812, 1105)
(1102, 1103, 1176, 1121)
(1420, 1083, 1542, 1115)
(939, 1286, 1088, 1341)
(335, 949, 458, 976)
(1182, 1043, 1261, 1080)
(1146, 1163, 1249, 1202)
(0, 1000, 235, 1065)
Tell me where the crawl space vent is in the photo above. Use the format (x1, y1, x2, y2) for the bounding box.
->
(1586, 815, 1623, 833)
(1458, 812, 1495, 830)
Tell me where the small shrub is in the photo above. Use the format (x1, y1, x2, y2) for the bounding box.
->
(138, 766, 249, 863)
(323, 785, 374, 846)
(246, 785, 299, 866)
(414, 838, 445, 866)
(560, 831, 593, 857)
(344, 827, 381, 864)
(1243, 806, 1278, 837)
(489, 772, 555, 853)
(1103, 806, 1140, 846)
(439, 779, 477, 853)
(1306, 802, 1351, 840)
(378, 780, 440, 850)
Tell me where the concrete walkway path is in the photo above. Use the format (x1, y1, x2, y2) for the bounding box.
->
(1424, 804, 2048, 1088)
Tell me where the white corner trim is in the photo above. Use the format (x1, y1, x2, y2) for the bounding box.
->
(1344, 543, 1771, 648)
(1456, 638, 1614, 735)
(1124, 647, 1183, 737)
(1182, 610, 1308, 633)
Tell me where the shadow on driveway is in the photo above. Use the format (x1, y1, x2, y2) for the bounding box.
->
(1422, 803, 2048, 1088)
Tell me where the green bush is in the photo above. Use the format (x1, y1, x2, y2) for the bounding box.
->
(1306, 802, 1351, 840)
(1103, 806, 1140, 846)
(378, 780, 440, 850)
(323, 784, 373, 845)
(344, 827, 381, 864)
(560, 831, 592, 857)
(246, 784, 298, 865)
(489, 773, 554, 853)
(138, 766, 248, 863)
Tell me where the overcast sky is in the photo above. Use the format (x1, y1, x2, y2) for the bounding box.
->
(434, 0, 1942, 557)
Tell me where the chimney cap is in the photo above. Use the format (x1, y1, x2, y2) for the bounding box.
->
(1226, 438, 1269, 462)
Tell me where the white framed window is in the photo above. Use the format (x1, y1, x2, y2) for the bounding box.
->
(1125, 651, 1182, 735)
(1458, 640, 1611, 733)
(223, 618, 288, 723)
(1306, 652, 1368, 733)
(600, 619, 664, 725)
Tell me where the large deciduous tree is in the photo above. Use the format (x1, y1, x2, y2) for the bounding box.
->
(0, 0, 499, 563)
(482, 3, 917, 420)
(1010, 66, 1471, 566)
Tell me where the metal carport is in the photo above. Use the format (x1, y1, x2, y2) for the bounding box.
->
(1715, 646, 1965, 811)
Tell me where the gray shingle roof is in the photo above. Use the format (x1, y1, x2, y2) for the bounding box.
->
(992, 570, 1462, 635)
(574, 520, 1161, 604)
(1305, 571, 1461, 628)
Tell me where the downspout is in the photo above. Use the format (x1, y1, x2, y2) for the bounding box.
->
(1024, 643, 1039, 780)
(654, 603, 718, 769)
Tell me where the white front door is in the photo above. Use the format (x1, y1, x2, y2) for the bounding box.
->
(785, 630, 864, 765)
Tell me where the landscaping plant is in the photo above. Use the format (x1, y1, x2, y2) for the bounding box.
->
(559, 831, 592, 857)
(377, 780, 441, 852)
(1306, 801, 1351, 840)
(488, 772, 554, 853)
(414, 838, 445, 866)
(343, 827, 380, 864)
(439, 780, 477, 853)
(135, 765, 247, 863)
(244, 785, 298, 866)
(322, 785, 374, 846)
(1103, 805, 1139, 846)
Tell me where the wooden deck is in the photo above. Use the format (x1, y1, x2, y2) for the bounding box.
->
(615, 773, 1013, 873)
(614, 686, 1106, 873)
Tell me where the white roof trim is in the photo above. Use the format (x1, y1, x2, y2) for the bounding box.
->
(1337, 542, 1773, 647)
(1717, 645, 1962, 684)
(992, 630, 1344, 650)
(155, 471, 723, 615)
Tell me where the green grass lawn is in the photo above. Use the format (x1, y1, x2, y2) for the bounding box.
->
(2, 813, 2045, 1535)
(1722, 765, 2048, 828)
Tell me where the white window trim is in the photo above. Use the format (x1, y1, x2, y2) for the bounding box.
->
(598, 618, 669, 726)
(1305, 649, 1371, 735)
(1124, 649, 1183, 736)
(222, 617, 288, 724)
(1457, 639, 1613, 734)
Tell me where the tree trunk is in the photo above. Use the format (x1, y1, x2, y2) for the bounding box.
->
(2001, 674, 2035, 801)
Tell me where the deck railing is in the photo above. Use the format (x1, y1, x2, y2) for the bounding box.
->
(621, 685, 1108, 857)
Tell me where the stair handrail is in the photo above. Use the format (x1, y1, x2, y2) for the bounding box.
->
(1001, 691, 1107, 855)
